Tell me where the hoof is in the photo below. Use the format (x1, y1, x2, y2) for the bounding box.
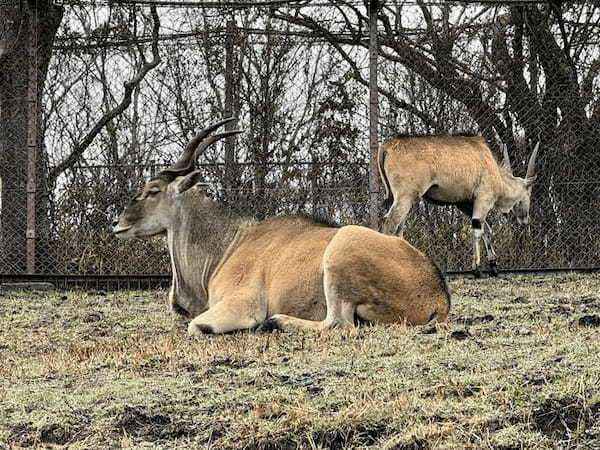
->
(188, 323, 214, 336)
(489, 261, 499, 277)
(256, 318, 282, 333)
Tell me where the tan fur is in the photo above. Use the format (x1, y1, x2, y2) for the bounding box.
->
(378, 135, 537, 274)
(114, 178, 450, 335)
(380, 136, 512, 211)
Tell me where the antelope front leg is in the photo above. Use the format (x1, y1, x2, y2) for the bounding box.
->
(471, 219, 483, 278)
(471, 200, 492, 278)
(187, 301, 265, 336)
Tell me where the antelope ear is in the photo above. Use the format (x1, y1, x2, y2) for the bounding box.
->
(501, 143, 512, 174)
(177, 170, 203, 194)
(524, 175, 537, 188)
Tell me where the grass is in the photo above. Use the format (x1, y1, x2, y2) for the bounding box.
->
(1, 272, 600, 449)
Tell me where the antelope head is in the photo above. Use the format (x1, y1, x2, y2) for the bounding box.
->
(112, 117, 242, 238)
(502, 142, 539, 225)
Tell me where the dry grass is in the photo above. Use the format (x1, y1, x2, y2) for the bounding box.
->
(1, 272, 600, 449)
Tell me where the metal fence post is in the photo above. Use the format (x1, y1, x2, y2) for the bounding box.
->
(26, 3, 39, 274)
(368, 0, 380, 229)
(224, 19, 237, 197)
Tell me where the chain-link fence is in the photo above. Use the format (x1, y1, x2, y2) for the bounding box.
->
(1, 1, 599, 279)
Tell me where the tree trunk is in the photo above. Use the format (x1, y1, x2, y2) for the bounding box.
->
(0, 1, 63, 273)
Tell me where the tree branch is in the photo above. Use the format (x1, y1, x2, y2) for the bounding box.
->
(49, 6, 161, 182)
(273, 9, 440, 129)
(274, 6, 507, 138)
(490, 7, 541, 144)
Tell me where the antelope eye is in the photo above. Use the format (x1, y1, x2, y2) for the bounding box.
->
(148, 187, 161, 196)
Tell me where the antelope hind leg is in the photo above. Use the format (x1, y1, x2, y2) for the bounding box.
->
(380, 195, 414, 237)
(259, 302, 356, 333)
(482, 222, 499, 276)
(260, 258, 359, 333)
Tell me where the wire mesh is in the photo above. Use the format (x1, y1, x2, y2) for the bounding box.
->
(0, 0, 599, 280)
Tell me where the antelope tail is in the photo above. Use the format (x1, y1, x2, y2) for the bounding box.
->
(378, 146, 393, 211)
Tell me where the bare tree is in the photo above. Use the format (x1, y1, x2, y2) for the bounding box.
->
(0, 0, 63, 272)
(48, 6, 161, 184)
(41, 7, 163, 272)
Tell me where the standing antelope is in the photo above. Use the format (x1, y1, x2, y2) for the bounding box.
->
(378, 135, 539, 277)
(112, 118, 450, 335)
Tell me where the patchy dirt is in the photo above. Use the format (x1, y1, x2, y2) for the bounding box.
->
(8, 421, 90, 447)
(450, 329, 471, 340)
(264, 371, 323, 395)
(210, 357, 256, 369)
(531, 397, 600, 439)
(455, 314, 495, 326)
(577, 314, 600, 327)
(111, 405, 196, 441)
(81, 311, 104, 323)
(255, 423, 390, 450)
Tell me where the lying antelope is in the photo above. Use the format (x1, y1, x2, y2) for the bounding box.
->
(112, 118, 450, 335)
(378, 135, 539, 277)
